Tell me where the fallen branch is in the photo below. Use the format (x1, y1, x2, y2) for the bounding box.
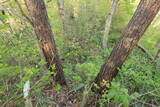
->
(136, 44, 155, 61)
(154, 49, 160, 61)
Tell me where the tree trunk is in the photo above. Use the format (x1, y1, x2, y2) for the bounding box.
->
(93, 0, 160, 93)
(102, 0, 119, 49)
(24, 0, 67, 86)
(57, 0, 67, 31)
(57, 0, 65, 20)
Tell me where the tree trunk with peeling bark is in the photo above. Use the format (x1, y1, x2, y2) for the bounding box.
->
(102, 0, 119, 49)
(93, 0, 160, 93)
(24, 0, 66, 86)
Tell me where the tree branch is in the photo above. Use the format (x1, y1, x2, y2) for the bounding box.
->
(154, 49, 160, 61)
(15, 0, 34, 26)
(136, 44, 155, 61)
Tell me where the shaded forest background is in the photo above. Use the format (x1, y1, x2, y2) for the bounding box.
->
(0, 0, 160, 106)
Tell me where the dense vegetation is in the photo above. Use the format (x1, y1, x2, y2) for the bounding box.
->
(0, 0, 160, 107)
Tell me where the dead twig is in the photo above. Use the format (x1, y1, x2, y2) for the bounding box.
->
(136, 44, 155, 61)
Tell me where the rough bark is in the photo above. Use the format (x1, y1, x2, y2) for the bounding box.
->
(102, 0, 119, 49)
(93, 0, 160, 93)
(24, 0, 67, 86)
